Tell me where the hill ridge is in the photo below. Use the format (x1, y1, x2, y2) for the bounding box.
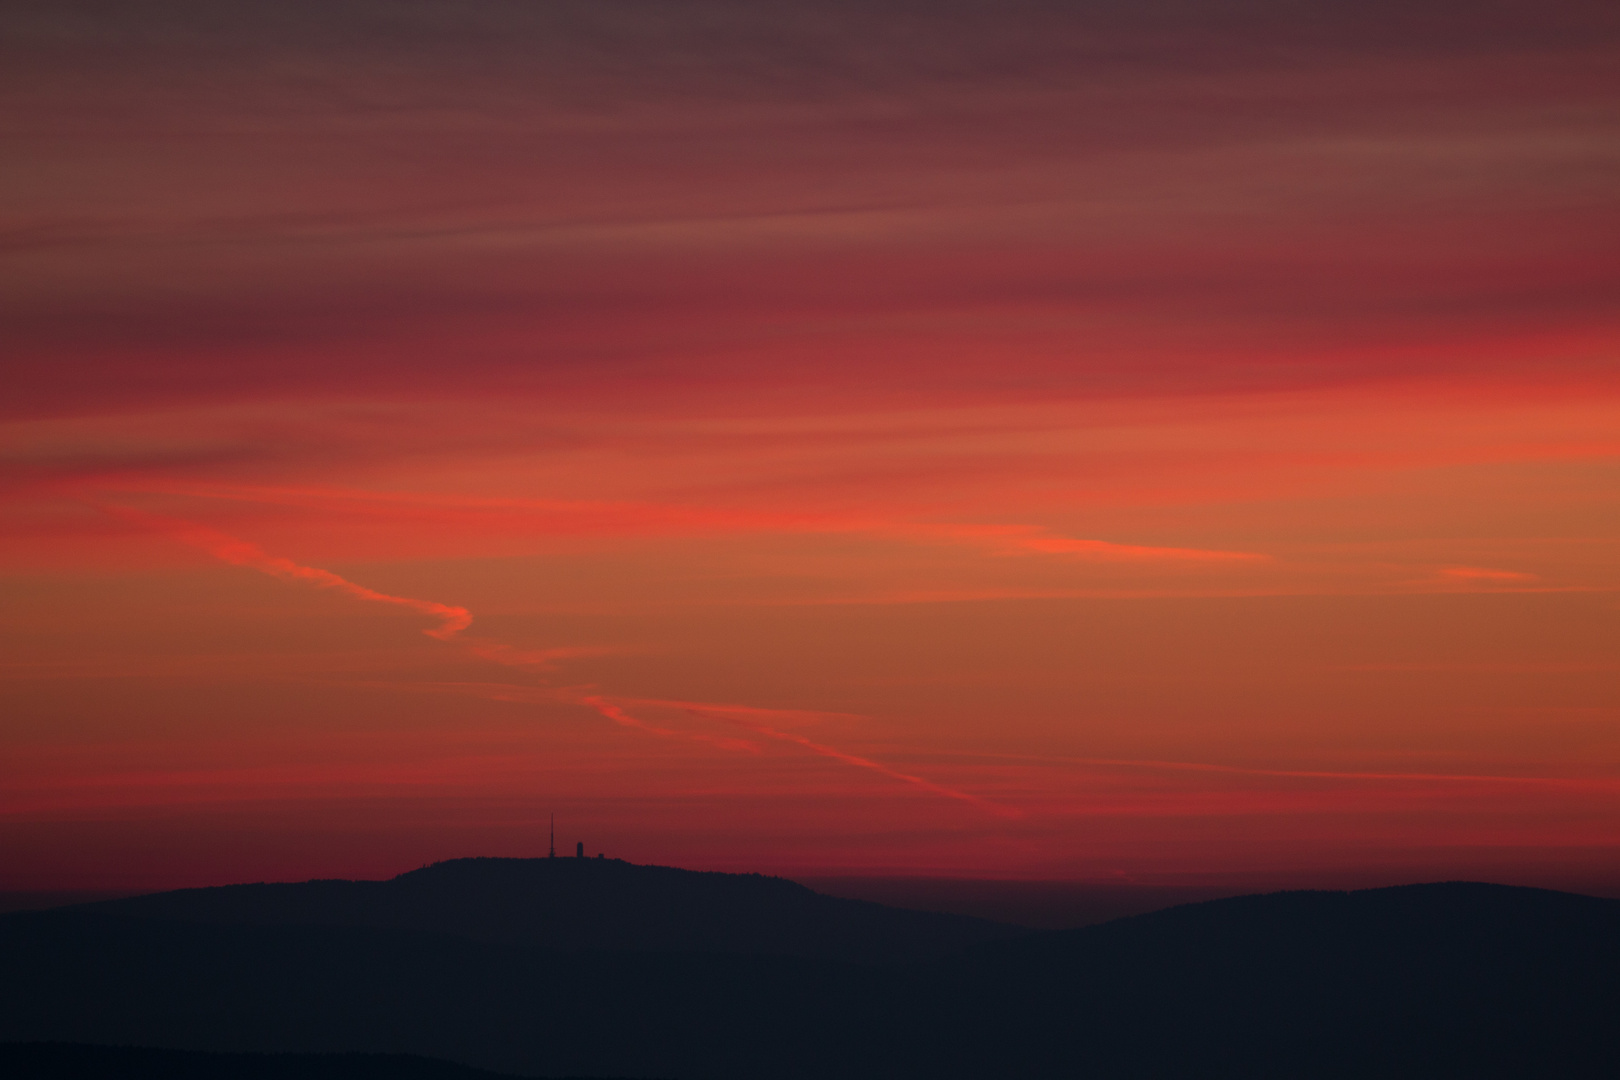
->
(6, 874, 1618, 1077)
(70, 855, 1027, 963)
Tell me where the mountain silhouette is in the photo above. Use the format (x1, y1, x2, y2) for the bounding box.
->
(0, 1043, 579, 1080)
(71, 857, 1024, 962)
(920, 881, 1620, 1078)
(3, 876, 1616, 1078)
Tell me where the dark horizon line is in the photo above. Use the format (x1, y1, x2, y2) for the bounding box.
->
(5, 852, 1620, 915)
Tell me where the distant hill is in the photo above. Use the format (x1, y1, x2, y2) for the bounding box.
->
(3, 879, 1617, 1078)
(70, 857, 1025, 963)
(924, 881, 1620, 1078)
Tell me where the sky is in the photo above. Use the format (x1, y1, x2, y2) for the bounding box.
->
(3, 0, 1619, 893)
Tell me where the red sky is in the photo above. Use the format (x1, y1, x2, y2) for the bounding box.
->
(3, 1, 1619, 892)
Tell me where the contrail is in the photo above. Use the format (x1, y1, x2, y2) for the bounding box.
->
(574, 694, 758, 754)
(112, 506, 1010, 813)
(104, 506, 471, 640)
(604, 694, 1010, 812)
(677, 702, 1021, 818)
(107, 481, 1269, 565)
(908, 523, 1267, 563)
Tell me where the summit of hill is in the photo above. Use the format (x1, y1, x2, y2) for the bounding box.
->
(72, 856, 1026, 962)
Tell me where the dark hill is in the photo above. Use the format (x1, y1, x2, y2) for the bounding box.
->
(923, 882, 1620, 1078)
(72, 857, 1025, 963)
(3, 880, 1616, 1078)
(0, 1043, 586, 1080)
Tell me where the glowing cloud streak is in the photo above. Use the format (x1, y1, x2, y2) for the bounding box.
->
(103, 506, 471, 640)
(1439, 566, 1538, 583)
(464, 641, 625, 671)
(573, 695, 759, 754)
(675, 702, 1021, 819)
(87, 482, 1269, 565)
(993, 753, 1620, 789)
(106, 508, 1027, 816)
(909, 524, 1268, 562)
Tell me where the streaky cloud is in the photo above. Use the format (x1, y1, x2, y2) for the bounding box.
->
(102, 505, 472, 639)
(675, 700, 1021, 819)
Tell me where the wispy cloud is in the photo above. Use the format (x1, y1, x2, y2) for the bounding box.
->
(1006, 753, 1620, 789)
(673, 700, 1021, 818)
(574, 695, 760, 755)
(1439, 565, 1539, 583)
(906, 523, 1268, 563)
(464, 641, 626, 671)
(103, 505, 471, 639)
(109, 507, 1010, 813)
(88, 479, 1270, 568)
